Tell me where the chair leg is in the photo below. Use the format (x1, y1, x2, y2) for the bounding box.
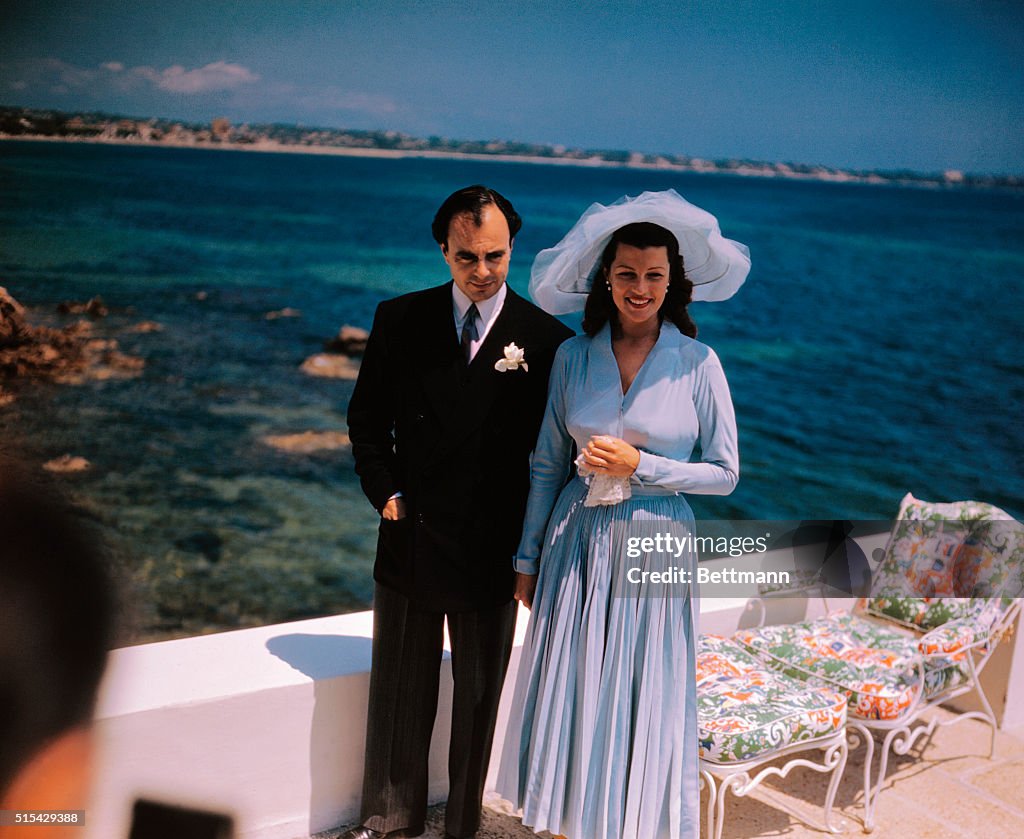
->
(713, 773, 742, 839)
(700, 769, 718, 839)
(970, 659, 1000, 759)
(871, 728, 907, 830)
(851, 722, 916, 833)
(821, 738, 849, 834)
(848, 723, 878, 832)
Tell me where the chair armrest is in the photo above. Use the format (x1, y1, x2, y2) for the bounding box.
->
(918, 618, 983, 658)
(916, 596, 1018, 658)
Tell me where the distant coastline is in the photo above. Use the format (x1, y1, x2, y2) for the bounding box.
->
(2, 105, 1021, 191)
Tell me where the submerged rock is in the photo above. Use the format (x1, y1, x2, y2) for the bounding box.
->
(300, 352, 360, 379)
(265, 307, 302, 320)
(324, 324, 369, 356)
(57, 296, 109, 318)
(124, 320, 165, 334)
(54, 348, 145, 384)
(299, 324, 368, 379)
(261, 430, 351, 454)
(43, 454, 91, 473)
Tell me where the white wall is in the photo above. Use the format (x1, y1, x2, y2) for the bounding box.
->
(85, 534, 1022, 839)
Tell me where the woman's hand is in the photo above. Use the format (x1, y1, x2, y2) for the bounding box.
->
(514, 572, 538, 610)
(581, 435, 640, 477)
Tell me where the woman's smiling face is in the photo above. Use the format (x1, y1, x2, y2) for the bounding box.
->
(606, 243, 670, 329)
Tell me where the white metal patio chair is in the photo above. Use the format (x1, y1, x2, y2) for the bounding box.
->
(697, 633, 849, 839)
(734, 494, 1023, 832)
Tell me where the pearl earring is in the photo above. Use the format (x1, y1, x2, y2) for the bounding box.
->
(605, 281, 612, 291)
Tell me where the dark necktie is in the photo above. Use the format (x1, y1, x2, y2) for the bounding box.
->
(460, 303, 480, 362)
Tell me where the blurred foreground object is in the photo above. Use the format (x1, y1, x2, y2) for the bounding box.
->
(0, 459, 116, 837)
(128, 799, 233, 839)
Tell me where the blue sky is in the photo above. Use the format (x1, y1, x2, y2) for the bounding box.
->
(2, 0, 1021, 174)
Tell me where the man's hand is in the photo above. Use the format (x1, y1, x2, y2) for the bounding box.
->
(581, 435, 640, 477)
(381, 496, 407, 521)
(514, 572, 538, 610)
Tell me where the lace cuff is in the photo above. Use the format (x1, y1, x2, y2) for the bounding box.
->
(576, 453, 632, 507)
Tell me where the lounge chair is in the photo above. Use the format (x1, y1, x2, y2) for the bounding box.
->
(735, 494, 1023, 831)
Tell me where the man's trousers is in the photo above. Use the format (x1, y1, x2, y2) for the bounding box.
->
(358, 583, 517, 838)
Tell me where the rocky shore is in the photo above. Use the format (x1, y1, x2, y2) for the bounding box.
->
(1, 283, 368, 407)
(2, 285, 367, 472)
(0, 286, 146, 398)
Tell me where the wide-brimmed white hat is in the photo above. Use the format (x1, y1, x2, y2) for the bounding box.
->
(529, 189, 750, 314)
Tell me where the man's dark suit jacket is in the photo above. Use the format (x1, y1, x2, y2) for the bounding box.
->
(347, 281, 573, 613)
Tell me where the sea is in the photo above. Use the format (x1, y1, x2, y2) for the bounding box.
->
(1, 140, 1022, 640)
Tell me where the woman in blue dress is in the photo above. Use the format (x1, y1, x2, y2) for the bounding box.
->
(495, 191, 749, 839)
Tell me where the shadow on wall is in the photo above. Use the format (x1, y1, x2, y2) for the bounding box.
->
(267, 633, 375, 835)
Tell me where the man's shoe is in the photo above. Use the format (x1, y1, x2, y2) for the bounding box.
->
(338, 827, 422, 839)
(337, 828, 385, 839)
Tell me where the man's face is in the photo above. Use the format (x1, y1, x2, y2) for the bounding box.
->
(441, 204, 513, 302)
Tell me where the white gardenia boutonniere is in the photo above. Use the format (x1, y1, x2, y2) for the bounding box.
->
(495, 342, 528, 372)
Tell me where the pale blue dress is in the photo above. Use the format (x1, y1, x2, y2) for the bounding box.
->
(495, 321, 739, 839)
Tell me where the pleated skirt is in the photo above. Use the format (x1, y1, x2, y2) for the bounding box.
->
(496, 477, 699, 839)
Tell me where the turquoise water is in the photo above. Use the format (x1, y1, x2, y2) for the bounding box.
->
(1, 141, 1022, 639)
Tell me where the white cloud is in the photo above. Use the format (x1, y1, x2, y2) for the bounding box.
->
(9, 57, 397, 122)
(12, 57, 259, 96)
(131, 60, 260, 94)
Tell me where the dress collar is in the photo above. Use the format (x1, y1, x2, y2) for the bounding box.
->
(590, 319, 682, 398)
(594, 318, 681, 352)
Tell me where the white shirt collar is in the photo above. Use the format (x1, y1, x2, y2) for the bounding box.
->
(452, 281, 507, 326)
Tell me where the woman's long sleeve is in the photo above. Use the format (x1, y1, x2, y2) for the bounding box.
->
(514, 344, 574, 574)
(632, 349, 739, 495)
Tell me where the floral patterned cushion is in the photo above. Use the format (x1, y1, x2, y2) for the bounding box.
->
(865, 596, 975, 630)
(866, 494, 1020, 629)
(697, 634, 847, 764)
(957, 517, 1024, 599)
(917, 598, 1006, 660)
(735, 614, 970, 722)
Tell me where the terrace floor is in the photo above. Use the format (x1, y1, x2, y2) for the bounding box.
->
(317, 708, 1024, 838)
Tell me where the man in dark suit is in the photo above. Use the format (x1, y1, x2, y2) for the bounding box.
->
(343, 186, 572, 839)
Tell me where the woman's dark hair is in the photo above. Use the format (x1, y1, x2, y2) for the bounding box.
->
(431, 184, 522, 247)
(581, 222, 697, 338)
